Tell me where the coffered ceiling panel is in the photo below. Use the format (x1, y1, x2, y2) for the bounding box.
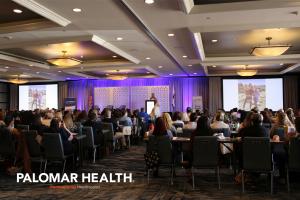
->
(201, 28, 300, 57)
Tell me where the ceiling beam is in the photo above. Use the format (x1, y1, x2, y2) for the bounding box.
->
(12, 0, 71, 27)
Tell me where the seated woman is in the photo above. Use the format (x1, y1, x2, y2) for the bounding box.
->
(269, 111, 289, 180)
(183, 112, 198, 130)
(47, 118, 75, 155)
(152, 117, 173, 139)
(172, 112, 184, 128)
(30, 114, 49, 136)
(2, 114, 31, 173)
(191, 116, 212, 141)
(162, 112, 176, 136)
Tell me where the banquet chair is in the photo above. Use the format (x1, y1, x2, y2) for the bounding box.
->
(82, 126, 100, 163)
(0, 127, 16, 165)
(147, 135, 174, 185)
(101, 122, 116, 152)
(211, 128, 230, 137)
(242, 137, 274, 194)
(24, 130, 45, 172)
(286, 137, 300, 192)
(42, 133, 74, 173)
(16, 124, 29, 132)
(192, 136, 221, 189)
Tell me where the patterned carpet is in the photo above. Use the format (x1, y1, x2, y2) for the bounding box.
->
(0, 145, 300, 200)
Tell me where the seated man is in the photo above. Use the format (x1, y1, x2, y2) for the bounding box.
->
(102, 109, 126, 148)
(118, 110, 132, 126)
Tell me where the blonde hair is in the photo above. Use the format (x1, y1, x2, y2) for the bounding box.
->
(63, 113, 74, 130)
(54, 111, 63, 121)
(162, 112, 173, 130)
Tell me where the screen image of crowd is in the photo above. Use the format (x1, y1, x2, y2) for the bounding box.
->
(238, 79, 266, 111)
(28, 86, 47, 110)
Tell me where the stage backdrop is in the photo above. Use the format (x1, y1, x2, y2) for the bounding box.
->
(66, 78, 208, 112)
(94, 86, 169, 112)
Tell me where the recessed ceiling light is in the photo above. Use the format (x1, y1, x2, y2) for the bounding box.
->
(146, 57, 151, 60)
(169, 73, 173, 76)
(116, 37, 123, 41)
(73, 8, 82, 12)
(13, 9, 22, 14)
(280, 63, 284, 66)
(168, 33, 175, 37)
(106, 73, 110, 76)
(36, 72, 40, 74)
(212, 65, 216, 68)
(58, 70, 62, 72)
(112, 55, 117, 58)
(4, 66, 9, 69)
(66, 77, 70, 80)
(147, 71, 150, 74)
(80, 55, 84, 58)
(145, 0, 155, 4)
(182, 55, 188, 58)
(211, 39, 218, 43)
(188, 64, 192, 67)
(29, 64, 33, 67)
(158, 66, 163, 69)
(193, 73, 197, 75)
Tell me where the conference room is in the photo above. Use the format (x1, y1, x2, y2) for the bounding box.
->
(1, 0, 300, 199)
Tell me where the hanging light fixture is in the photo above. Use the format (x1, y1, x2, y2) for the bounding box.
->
(47, 50, 82, 67)
(106, 75, 128, 80)
(9, 75, 28, 84)
(251, 37, 291, 57)
(237, 65, 257, 76)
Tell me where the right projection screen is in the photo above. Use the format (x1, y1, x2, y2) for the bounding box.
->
(222, 78, 283, 111)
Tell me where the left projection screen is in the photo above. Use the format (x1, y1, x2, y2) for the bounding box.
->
(19, 84, 58, 110)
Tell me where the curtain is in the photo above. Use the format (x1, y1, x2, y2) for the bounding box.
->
(283, 76, 298, 110)
(58, 82, 68, 109)
(67, 77, 209, 112)
(208, 77, 222, 115)
(9, 84, 18, 110)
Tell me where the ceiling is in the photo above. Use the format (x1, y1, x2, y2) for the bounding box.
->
(1, 0, 300, 83)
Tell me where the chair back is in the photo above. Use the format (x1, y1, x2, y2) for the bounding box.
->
(0, 127, 15, 157)
(74, 122, 82, 135)
(16, 124, 29, 132)
(193, 136, 219, 167)
(243, 137, 272, 171)
(147, 135, 173, 164)
(82, 126, 95, 147)
(24, 130, 42, 157)
(179, 128, 194, 137)
(211, 128, 230, 137)
(42, 133, 65, 160)
(172, 122, 183, 129)
(288, 137, 300, 170)
(101, 122, 114, 141)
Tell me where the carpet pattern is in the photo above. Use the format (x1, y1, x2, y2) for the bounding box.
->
(0, 145, 300, 200)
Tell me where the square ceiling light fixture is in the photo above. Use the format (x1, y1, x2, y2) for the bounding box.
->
(47, 50, 82, 67)
(251, 37, 291, 57)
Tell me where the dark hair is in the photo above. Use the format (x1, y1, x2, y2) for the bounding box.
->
(4, 114, 14, 126)
(172, 111, 181, 121)
(295, 117, 300, 133)
(88, 111, 97, 121)
(153, 117, 167, 136)
(32, 114, 42, 126)
(186, 107, 192, 113)
(195, 116, 210, 131)
(189, 112, 197, 122)
(50, 118, 60, 132)
(251, 113, 262, 126)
